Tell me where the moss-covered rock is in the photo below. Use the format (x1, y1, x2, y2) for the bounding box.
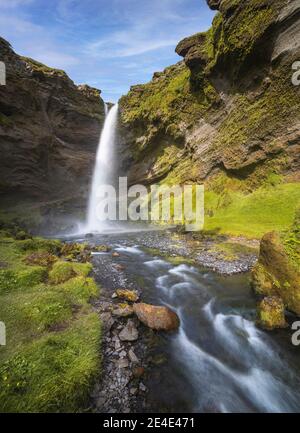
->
(257, 296, 287, 330)
(252, 210, 300, 314)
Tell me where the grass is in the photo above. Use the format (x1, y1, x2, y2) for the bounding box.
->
(204, 183, 300, 238)
(0, 233, 101, 413)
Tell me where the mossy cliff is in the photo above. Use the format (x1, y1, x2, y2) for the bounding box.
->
(119, 0, 300, 238)
(0, 38, 105, 227)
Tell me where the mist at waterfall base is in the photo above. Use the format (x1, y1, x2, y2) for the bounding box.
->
(85, 103, 118, 234)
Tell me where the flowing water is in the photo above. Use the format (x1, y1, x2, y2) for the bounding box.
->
(71, 230, 300, 413)
(86, 103, 119, 233)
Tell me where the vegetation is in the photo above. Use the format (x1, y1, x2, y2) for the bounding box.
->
(0, 231, 101, 412)
(21, 57, 67, 78)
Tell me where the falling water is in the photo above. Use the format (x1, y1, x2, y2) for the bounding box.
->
(86, 103, 118, 232)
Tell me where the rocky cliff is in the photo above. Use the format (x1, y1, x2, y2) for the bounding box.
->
(0, 37, 105, 224)
(119, 0, 300, 237)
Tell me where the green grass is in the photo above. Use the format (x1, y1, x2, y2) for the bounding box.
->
(0, 234, 101, 413)
(204, 183, 300, 238)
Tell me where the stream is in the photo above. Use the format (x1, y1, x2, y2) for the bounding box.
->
(70, 229, 300, 413)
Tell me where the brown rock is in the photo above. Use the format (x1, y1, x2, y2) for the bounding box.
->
(112, 252, 120, 258)
(132, 366, 145, 378)
(133, 303, 180, 331)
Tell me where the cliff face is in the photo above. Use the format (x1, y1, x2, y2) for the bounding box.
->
(0, 38, 105, 212)
(120, 0, 300, 185)
(119, 0, 300, 236)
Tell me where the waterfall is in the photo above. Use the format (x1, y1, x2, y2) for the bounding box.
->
(86, 103, 118, 232)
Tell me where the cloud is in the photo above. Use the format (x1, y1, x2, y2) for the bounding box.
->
(0, 14, 79, 69)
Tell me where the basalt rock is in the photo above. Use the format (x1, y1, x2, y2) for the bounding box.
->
(0, 37, 105, 219)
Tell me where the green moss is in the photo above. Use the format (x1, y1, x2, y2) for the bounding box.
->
(0, 234, 101, 412)
(17, 238, 62, 254)
(257, 296, 287, 330)
(48, 261, 92, 285)
(21, 57, 67, 78)
(205, 183, 300, 238)
(0, 314, 101, 413)
(0, 112, 13, 126)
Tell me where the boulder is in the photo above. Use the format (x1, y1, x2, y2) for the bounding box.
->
(257, 296, 287, 330)
(252, 212, 300, 315)
(119, 320, 139, 341)
(133, 303, 180, 331)
(116, 289, 139, 302)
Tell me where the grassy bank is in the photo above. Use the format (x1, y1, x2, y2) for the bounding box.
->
(0, 232, 101, 413)
(204, 183, 300, 238)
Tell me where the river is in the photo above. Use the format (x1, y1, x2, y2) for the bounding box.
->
(66, 228, 300, 413)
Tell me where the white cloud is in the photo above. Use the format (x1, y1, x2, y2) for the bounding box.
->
(0, 14, 79, 69)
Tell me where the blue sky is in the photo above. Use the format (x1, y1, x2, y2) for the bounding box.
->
(0, 0, 215, 102)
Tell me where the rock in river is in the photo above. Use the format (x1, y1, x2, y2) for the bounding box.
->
(133, 303, 180, 331)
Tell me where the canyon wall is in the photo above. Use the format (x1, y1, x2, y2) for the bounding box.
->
(0, 37, 105, 218)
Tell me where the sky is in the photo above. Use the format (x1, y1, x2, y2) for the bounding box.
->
(0, 0, 215, 102)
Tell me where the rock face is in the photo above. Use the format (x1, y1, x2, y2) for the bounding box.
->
(133, 303, 180, 331)
(119, 0, 300, 197)
(252, 210, 300, 315)
(0, 37, 105, 217)
(257, 296, 287, 330)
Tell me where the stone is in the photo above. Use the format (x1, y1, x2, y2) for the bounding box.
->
(252, 218, 300, 315)
(112, 303, 134, 317)
(133, 303, 180, 331)
(114, 264, 126, 271)
(111, 293, 118, 299)
(139, 382, 147, 392)
(112, 252, 120, 258)
(116, 289, 139, 302)
(100, 312, 115, 331)
(117, 358, 129, 369)
(119, 350, 127, 358)
(257, 296, 288, 330)
(130, 387, 138, 396)
(128, 349, 139, 363)
(119, 320, 139, 341)
(132, 366, 145, 378)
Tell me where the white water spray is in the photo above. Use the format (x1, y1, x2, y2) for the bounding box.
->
(86, 103, 118, 232)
